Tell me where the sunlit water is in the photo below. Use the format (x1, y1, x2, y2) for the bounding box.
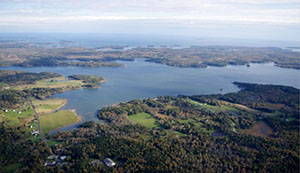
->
(1, 59, 299, 133)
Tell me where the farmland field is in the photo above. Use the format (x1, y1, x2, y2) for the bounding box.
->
(2, 105, 34, 126)
(32, 98, 67, 114)
(128, 112, 159, 128)
(12, 77, 83, 90)
(40, 110, 80, 135)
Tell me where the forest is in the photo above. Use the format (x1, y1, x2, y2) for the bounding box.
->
(0, 41, 299, 69)
(68, 75, 104, 84)
(1, 82, 298, 172)
(0, 70, 61, 86)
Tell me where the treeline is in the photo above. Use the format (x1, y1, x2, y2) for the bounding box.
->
(0, 70, 61, 85)
(221, 82, 299, 115)
(13, 58, 123, 68)
(68, 75, 104, 84)
(48, 120, 299, 172)
(0, 88, 65, 108)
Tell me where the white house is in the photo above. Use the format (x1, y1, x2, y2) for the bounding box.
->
(60, 156, 67, 161)
(31, 130, 39, 135)
(103, 158, 116, 167)
(45, 161, 56, 166)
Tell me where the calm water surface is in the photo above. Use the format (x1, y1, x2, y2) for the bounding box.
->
(1, 59, 299, 132)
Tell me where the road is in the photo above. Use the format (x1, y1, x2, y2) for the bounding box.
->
(29, 98, 49, 149)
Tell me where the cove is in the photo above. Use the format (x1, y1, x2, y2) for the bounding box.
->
(1, 59, 299, 132)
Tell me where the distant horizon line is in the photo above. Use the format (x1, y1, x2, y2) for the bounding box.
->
(0, 32, 298, 43)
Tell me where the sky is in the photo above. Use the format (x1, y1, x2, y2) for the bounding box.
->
(0, 0, 299, 42)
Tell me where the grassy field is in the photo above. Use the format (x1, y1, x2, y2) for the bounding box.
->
(40, 110, 80, 134)
(128, 112, 159, 128)
(2, 105, 35, 126)
(177, 118, 213, 134)
(32, 98, 66, 114)
(47, 140, 62, 147)
(12, 76, 83, 90)
(186, 99, 241, 115)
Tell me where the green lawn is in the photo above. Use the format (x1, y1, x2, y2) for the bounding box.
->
(3, 106, 34, 126)
(40, 110, 79, 135)
(47, 140, 62, 147)
(186, 99, 240, 114)
(128, 112, 159, 128)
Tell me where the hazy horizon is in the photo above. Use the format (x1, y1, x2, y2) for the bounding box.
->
(0, 32, 299, 48)
(0, 0, 299, 42)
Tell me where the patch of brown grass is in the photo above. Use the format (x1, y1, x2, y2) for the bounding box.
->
(240, 121, 274, 138)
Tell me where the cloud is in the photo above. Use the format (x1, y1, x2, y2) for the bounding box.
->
(0, 0, 299, 41)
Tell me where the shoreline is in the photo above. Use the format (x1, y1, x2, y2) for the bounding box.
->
(53, 98, 67, 112)
(38, 98, 68, 116)
(47, 109, 82, 135)
(1, 60, 299, 70)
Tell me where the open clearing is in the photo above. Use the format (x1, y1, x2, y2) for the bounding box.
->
(32, 98, 66, 114)
(12, 77, 83, 90)
(40, 110, 80, 135)
(240, 121, 274, 138)
(177, 118, 213, 134)
(186, 98, 241, 115)
(128, 112, 159, 128)
(2, 105, 34, 126)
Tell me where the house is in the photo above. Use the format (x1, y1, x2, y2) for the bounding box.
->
(47, 155, 59, 160)
(44, 161, 56, 166)
(103, 158, 116, 167)
(31, 130, 39, 135)
(89, 160, 102, 166)
(60, 156, 67, 161)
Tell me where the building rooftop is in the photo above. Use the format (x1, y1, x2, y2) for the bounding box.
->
(103, 158, 116, 167)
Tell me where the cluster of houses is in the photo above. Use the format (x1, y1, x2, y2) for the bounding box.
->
(45, 154, 69, 167)
(89, 158, 116, 167)
(2, 107, 27, 114)
(45, 153, 116, 168)
(2, 103, 27, 112)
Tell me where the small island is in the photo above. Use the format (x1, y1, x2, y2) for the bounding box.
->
(68, 75, 105, 88)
